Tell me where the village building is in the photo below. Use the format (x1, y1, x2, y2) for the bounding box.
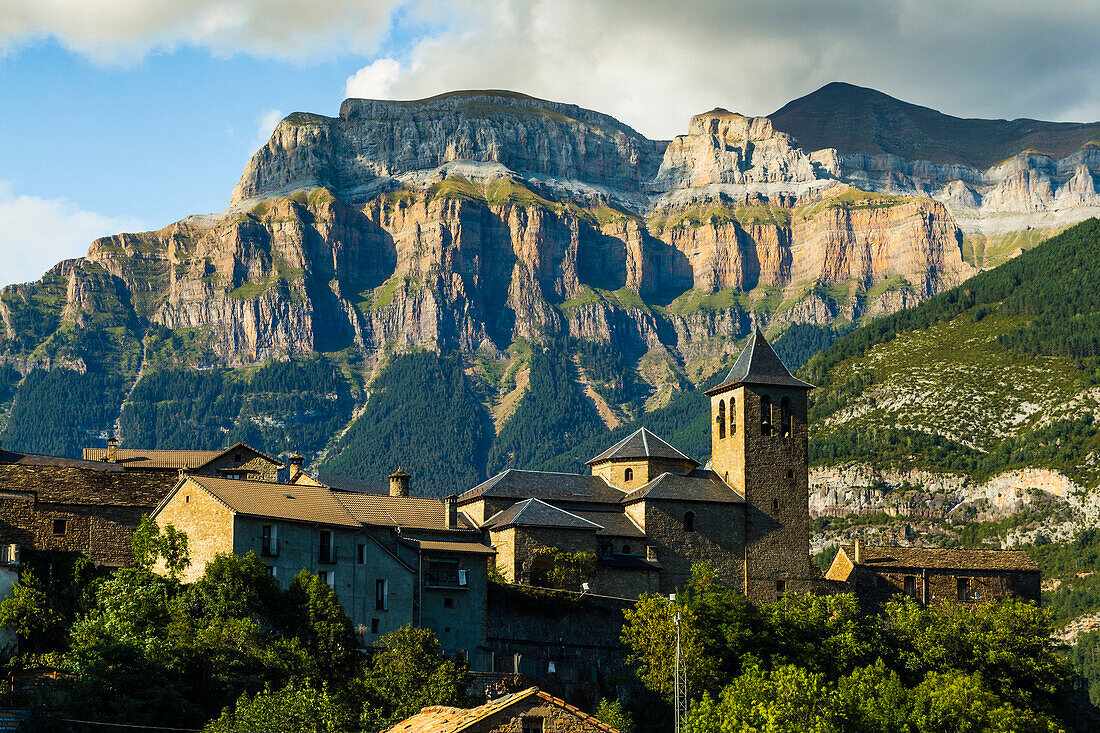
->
(83, 439, 284, 481)
(825, 540, 1041, 605)
(0, 448, 176, 566)
(151, 471, 495, 655)
(382, 687, 620, 733)
(458, 330, 818, 603)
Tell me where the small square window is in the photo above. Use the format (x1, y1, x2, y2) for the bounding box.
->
(786, 469, 794, 480)
(234, 453, 242, 463)
(52, 519, 67, 536)
(444, 627, 451, 634)
(443, 597, 455, 609)
(776, 579, 786, 594)
(522, 718, 544, 733)
(370, 618, 379, 634)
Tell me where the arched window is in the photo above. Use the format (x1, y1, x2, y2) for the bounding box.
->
(781, 396, 792, 438)
(684, 511, 696, 532)
(622, 544, 633, 555)
(717, 400, 726, 439)
(730, 396, 736, 434)
(761, 395, 772, 436)
(624, 468, 634, 482)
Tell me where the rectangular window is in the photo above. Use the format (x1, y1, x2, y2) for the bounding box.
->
(776, 579, 786, 595)
(262, 525, 278, 556)
(265, 565, 277, 578)
(426, 559, 460, 587)
(357, 544, 366, 564)
(318, 570, 333, 588)
(319, 530, 335, 563)
(443, 597, 455, 609)
(376, 579, 388, 611)
(370, 618, 379, 634)
(904, 576, 916, 596)
(522, 718, 544, 733)
(957, 577, 970, 602)
(224, 472, 242, 480)
(52, 519, 67, 536)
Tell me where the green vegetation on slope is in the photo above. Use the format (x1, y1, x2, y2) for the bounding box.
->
(321, 351, 492, 494)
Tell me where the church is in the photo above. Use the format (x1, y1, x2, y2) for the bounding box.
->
(457, 330, 817, 602)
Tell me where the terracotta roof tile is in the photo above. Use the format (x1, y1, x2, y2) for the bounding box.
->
(398, 537, 496, 555)
(382, 687, 620, 733)
(83, 442, 284, 471)
(183, 475, 360, 528)
(334, 492, 476, 531)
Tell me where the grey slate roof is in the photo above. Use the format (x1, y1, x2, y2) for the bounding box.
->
(705, 330, 814, 394)
(458, 469, 623, 505)
(621, 470, 744, 505)
(567, 509, 646, 537)
(1, 449, 125, 471)
(483, 498, 603, 531)
(586, 427, 698, 467)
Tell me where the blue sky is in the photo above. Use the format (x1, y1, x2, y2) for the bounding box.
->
(2, 0, 1099, 288)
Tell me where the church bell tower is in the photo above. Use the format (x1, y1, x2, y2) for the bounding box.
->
(705, 329, 814, 601)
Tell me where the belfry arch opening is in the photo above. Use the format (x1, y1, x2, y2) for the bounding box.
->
(717, 400, 726, 439)
(761, 395, 772, 436)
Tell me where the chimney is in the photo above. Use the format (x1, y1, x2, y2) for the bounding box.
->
(853, 538, 863, 564)
(389, 468, 411, 498)
(106, 436, 118, 463)
(288, 453, 304, 480)
(444, 494, 458, 529)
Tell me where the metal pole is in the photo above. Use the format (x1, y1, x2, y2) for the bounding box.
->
(674, 608, 682, 733)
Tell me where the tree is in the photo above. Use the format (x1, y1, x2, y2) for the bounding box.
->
(358, 625, 468, 731)
(162, 524, 191, 581)
(203, 684, 355, 733)
(683, 663, 839, 733)
(621, 592, 713, 701)
(181, 552, 280, 628)
(131, 515, 191, 580)
(131, 515, 161, 570)
(595, 698, 634, 733)
(282, 571, 359, 684)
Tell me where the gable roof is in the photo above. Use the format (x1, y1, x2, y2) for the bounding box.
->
(566, 509, 646, 537)
(383, 687, 620, 733)
(334, 491, 477, 532)
(832, 545, 1039, 578)
(397, 537, 497, 555)
(483, 498, 603, 531)
(171, 475, 360, 528)
(705, 329, 814, 395)
(0, 449, 126, 471)
(586, 427, 698, 467)
(82, 442, 284, 471)
(458, 469, 624, 505)
(621, 470, 744, 505)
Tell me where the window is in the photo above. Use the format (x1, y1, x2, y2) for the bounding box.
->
(717, 399, 726, 439)
(234, 453, 242, 463)
(224, 472, 242, 480)
(262, 524, 278, 556)
(522, 718, 544, 733)
(730, 396, 736, 434)
(781, 396, 792, 438)
(622, 544, 632, 555)
(318, 570, 333, 588)
(904, 576, 916, 597)
(426, 559, 460, 587)
(443, 597, 455, 609)
(376, 579, 388, 611)
(370, 618, 379, 634)
(761, 395, 772, 436)
(957, 577, 970, 602)
(319, 530, 335, 563)
(624, 468, 633, 482)
(683, 512, 695, 533)
(786, 469, 794, 480)
(265, 565, 277, 578)
(776, 579, 786, 595)
(357, 544, 366, 564)
(52, 519, 67, 536)
(772, 499, 779, 512)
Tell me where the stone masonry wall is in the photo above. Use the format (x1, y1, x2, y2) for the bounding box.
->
(0, 491, 144, 567)
(591, 457, 694, 492)
(201, 451, 281, 482)
(850, 567, 1041, 607)
(640, 498, 745, 594)
(467, 698, 614, 733)
(154, 483, 234, 583)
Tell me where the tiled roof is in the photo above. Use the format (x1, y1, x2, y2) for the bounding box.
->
(458, 469, 623, 505)
(567, 509, 646, 537)
(587, 427, 698, 467)
(82, 442, 284, 470)
(317, 473, 387, 494)
(705, 329, 814, 395)
(0, 449, 125, 471)
(0, 464, 175, 506)
(621, 470, 744, 504)
(599, 554, 660, 570)
(483, 498, 602, 531)
(181, 476, 360, 528)
(383, 687, 620, 733)
(398, 537, 497, 555)
(334, 491, 476, 531)
(840, 545, 1039, 573)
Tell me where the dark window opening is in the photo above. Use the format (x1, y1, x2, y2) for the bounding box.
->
(761, 395, 772, 436)
(376, 579, 388, 611)
(957, 577, 970, 602)
(781, 396, 792, 438)
(319, 530, 335, 563)
(444, 627, 451, 633)
(522, 718, 544, 733)
(730, 396, 737, 434)
(262, 524, 277, 556)
(622, 544, 633, 555)
(426, 559, 461, 587)
(370, 618, 379, 634)
(234, 453, 242, 463)
(52, 519, 67, 536)
(786, 469, 794, 480)
(265, 565, 276, 578)
(683, 512, 695, 533)
(443, 597, 455, 609)
(624, 468, 633, 482)
(357, 544, 366, 564)
(717, 399, 726, 439)
(776, 579, 786, 595)
(772, 499, 779, 512)
(904, 576, 916, 597)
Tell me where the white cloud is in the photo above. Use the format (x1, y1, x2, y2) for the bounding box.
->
(0, 0, 403, 63)
(345, 57, 403, 100)
(255, 108, 285, 149)
(0, 181, 148, 288)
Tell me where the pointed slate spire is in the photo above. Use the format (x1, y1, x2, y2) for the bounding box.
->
(705, 329, 814, 395)
(586, 427, 698, 467)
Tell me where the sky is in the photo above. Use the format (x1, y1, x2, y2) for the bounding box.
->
(2, 0, 1099, 288)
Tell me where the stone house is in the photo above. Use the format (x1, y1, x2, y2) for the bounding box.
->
(0, 448, 176, 566)
(382, 687, 619, 733)
(83, 439, 284, 481)
(825, 540, 1041, 605)
(458, 330, 818, 603)
(151, 472, 494, 655)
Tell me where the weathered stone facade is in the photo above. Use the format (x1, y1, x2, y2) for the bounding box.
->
(383, 686, 620, 733)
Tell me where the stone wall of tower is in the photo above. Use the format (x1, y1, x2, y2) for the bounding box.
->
(710, 384, 812, 602)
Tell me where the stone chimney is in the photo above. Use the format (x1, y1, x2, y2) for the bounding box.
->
(389, 468, 411, 498)
(854, 538, 863, 564)
(444, 494, 458, 529)
(106, 436, 118, 463)
(288, 453, 304, 481)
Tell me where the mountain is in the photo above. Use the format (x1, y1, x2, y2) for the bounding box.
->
(1, 86, 1097, 495)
